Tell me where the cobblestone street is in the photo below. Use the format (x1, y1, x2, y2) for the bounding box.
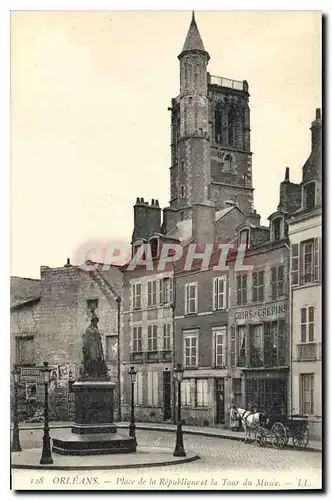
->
(11, 429, 322, 476)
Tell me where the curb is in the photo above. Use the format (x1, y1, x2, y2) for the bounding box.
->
(15, 423, 322, 453)
(117, 424, 322, 453)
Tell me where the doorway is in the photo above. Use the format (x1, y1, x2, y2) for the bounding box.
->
(163, 370, 172, 421)
(215, 378, 225, 424)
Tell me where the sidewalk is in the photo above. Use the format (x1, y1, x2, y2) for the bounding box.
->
(14, 420, 322, 452)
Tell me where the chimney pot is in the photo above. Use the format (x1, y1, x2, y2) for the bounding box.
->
(316, 108, 321, 119)
(155, 199, 159, 207)
(136, 197, 140, 204)
(151, 199, 155, 205)
(140, 197, 144, 203)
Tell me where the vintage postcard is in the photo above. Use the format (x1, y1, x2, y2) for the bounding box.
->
(10, 9, 322, 491)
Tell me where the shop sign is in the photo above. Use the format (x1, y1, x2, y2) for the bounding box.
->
(235, 302, 288, 322)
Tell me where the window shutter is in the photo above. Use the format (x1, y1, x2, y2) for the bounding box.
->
(153, 372, 159, 406)
(184, 285, 188, 315)
(291, 244, 299, 286)
(314, 237, 320, 281)
(213, 278, 217, 310)
(194, 284, 198, 313)
(220, 277, 225, 309)
(169, 277, 174, 304)
(147, 372, 152, 406)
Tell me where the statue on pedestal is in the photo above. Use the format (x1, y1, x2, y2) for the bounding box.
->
(82, 314, 108, 378)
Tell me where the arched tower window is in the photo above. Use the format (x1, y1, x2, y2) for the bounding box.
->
(239, 228, 250, 248)
(271, 217, 283, 242)
(228, 107, 237, 146)
(215, 105, 222, 143)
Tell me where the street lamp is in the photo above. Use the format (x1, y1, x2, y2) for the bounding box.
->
(11, 365, 22, 452)
(173, 363, 186, 457)
(128, 366, 137, 445)
(40, 361, 53, 465)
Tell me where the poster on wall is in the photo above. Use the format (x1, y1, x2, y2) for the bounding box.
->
(25, 383, 37, 401)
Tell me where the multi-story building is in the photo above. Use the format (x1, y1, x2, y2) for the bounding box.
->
(289, 109, 322, 439)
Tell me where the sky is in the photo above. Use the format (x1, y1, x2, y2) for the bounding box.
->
(10, 10, 321, 279)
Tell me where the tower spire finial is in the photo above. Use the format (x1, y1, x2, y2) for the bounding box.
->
(192, 10, 195, 22)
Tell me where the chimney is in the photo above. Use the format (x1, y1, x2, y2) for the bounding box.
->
(246, 210, 261, 227)
(284, 167, 290, 182)
(161, 207, 178, 235)
(311, 108, 322, 148)
(132, 197, 150, 242)
(64, 258, 71, 267)
(192, 202, 215, 246)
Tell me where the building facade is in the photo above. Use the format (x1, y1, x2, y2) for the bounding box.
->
(289, 109, 322, 440)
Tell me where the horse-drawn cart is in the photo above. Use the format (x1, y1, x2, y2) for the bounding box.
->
(255, 414, 309, 449)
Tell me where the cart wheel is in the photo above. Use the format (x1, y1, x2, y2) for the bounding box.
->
(271, 422, 287, 449)
(292, 427, 309, 449)
(255, 427, 267, 447)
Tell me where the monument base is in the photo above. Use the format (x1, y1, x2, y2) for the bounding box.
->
(52, 379, 136, 456)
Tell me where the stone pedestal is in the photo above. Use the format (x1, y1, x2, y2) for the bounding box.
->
(52, 379, 136, 456)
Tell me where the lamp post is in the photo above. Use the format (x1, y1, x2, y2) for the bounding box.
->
(11, 365, 22, 452)
(128, 366, 137, 444)
(40, 361, 53, 465)
(173, 363, 186, 457)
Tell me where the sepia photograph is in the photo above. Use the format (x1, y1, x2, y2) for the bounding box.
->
(9, 7, 322, 492)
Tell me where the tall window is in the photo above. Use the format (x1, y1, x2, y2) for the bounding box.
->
(148, 325, 158, 351)
(213, 276, 226, 310)
(291, 244, 299, 286)
(228, 107, 236, 146)
(163, 324, 171, 351)
(230, 326, 236, 367)
(300, 307, 315, 343)
(132, 327, 142, 352)
(300, 374, 314, 415)
(292, 239, 320, 286)
(147, 280, 157, 307)
(16, 336, 34, 366)
(181, 379, 191, 406)
(271, 265, 284, 300)
(303, 182, 316, 210)
(215, 106, 222, 143)
(159, 277, 173, 305)
(214, 328, 226, 367)
(252, 270, 265, 303)
(250, 324, 263, 367)
(185, 283, 198, 314)
(303, 240, 314, 283)
(237, 325, 246, 366)
(196, 379, 208, 407)
(184, 334, 198, 367)
(132, 283, 142, 310)
(147, 372, 159, 406)
(236, 274, 247, 305)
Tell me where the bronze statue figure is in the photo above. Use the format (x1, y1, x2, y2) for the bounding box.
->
(82, 315, 108, 378)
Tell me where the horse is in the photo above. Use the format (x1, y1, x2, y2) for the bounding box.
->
(236, 407, 269, 443)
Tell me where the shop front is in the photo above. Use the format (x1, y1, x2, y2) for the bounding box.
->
(230, 299, 290, 415)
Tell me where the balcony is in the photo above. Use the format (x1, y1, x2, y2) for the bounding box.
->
(129, 350, 173, 363)
(209, 75, 245, 91)
(296, 343, 319, 361)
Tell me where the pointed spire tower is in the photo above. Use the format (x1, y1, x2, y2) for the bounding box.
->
(169, 11, 211, 219)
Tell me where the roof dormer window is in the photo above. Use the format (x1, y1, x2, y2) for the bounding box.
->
(303, 182, 316, 210)
(271, 217, 283, 242)
(150, 237, 159, 259)
(239, 228, 250, 248)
